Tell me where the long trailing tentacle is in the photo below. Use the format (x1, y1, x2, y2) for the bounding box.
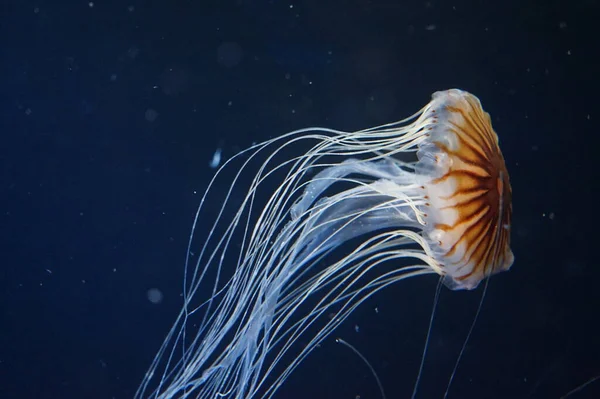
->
(136, 103, 441, 399)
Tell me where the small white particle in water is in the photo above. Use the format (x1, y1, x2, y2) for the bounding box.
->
(354, 325, 360, 333)
(209, 148, 222, 169)
(374, 307, 379, 314)
(46, 269, 52, 274)
(145, 108, 158, 122)
(147, 288, 164, 304)
(425, 24, 436, 31)
(88, 2, 94, 8)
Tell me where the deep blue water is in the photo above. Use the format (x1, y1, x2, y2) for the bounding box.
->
(2, 1, 599, 398)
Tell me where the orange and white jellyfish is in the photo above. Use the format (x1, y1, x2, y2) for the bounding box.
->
(136, 89, 514, 399)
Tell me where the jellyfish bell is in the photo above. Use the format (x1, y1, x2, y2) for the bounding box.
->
(418, 89, 514, 290)
(136, 89, 513, 399)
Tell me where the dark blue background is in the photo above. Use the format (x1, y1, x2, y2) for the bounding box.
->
(2, 0, 598, 398)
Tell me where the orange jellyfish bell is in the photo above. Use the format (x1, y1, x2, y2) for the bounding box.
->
(416, 89, 514, 290)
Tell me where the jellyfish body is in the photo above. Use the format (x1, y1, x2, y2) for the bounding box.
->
(136, 89, 513, 399)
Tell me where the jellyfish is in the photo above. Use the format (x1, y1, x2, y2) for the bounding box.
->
(136, 89, 514, 399)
